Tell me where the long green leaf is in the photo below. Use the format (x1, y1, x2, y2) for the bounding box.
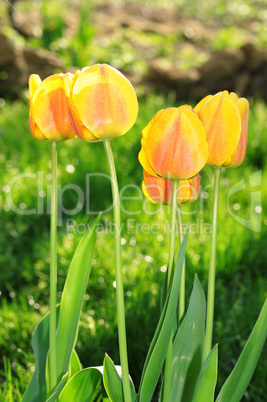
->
(138, 229, 188, 402)
(169, 274, 206, 402)
(216, 297, 267, 402)
(58, 368, 102, 402)
(55, 216, 99, 383)
(192, 344, 218, 402)
(103, 354, 137, 402)
(45, 373, 68, 402)
(21, 307, 60, 402)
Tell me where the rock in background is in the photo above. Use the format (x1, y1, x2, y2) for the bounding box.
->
(0, 1, 267, 101)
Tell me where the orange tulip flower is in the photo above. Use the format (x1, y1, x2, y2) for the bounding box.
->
(29, 74, 76, 141)
(64, 64, 138, 142)
(195, 91, 249, 168)
(142, 169, 200, 205)
(138, 105, 209, 180)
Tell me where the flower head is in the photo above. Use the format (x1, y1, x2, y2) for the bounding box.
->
(29, 74, 76, 141)
(64, 64, 138, 142)
(138, 105, 209, 180)
(142, 169, 200, 205)
(195, 91, 249, 168)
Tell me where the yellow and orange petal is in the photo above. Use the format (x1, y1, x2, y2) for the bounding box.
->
(29, 73, 76, 142)
(142, 169, 200, 205)
(139, 105, 209, 180)
(224, 97, 249, 168)
(69, 64, 139, 141)
(195, 91, 249, 168)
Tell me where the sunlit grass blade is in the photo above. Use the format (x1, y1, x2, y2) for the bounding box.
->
(55, 215, 100, 383)
(216, 297, 267, 402)
(192, 344, 218, 402)
(169, 274, 206, 402)
(58, 368, 102, 402)
(138, 229, 188, 402)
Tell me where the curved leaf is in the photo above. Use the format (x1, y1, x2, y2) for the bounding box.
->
(69, 349, 82, 378)
(55, 216, 100, 382)
(103, 354, 137, 402)
(169, 274, 206, 402)
(21, 307, 60, 402)
(45, 373, 68, 402)
(192, 344, 218, 402)
(58, 368, 102, 402)
(138, 229, 188, 402)
(216, 297, 267, 402)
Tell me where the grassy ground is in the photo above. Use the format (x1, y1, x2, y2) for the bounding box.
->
(0, 93, 266, 401)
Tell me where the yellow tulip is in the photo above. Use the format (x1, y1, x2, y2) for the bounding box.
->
(142, 169, 200, 205)
(64, 64, 138, 141)
(29, 74, 76, 141)
(138, 105, 209, 180)
(195, 91, 249, 168)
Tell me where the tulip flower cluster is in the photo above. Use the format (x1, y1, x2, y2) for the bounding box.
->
(139, 91, 249, 206)
(29, 64, 139, 143)
(27, 62, 263, 402)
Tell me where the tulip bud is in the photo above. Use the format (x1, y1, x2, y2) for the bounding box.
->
(29, 74, 76, 141)
(138, 105, 209, 180)
(64, 64, 139, 142)
(142, 169, 200, 205)
(195, 91, 249, 168)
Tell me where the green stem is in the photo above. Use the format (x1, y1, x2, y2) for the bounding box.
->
(167, 180, 179, 288)
(204, 167, 221, 360)
(103, 140, 132, 402)
(50, 141, 57, 391)
(177, 205, 185, 323)
(163, 179, 179, 402)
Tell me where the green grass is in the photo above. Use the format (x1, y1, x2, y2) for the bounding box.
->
(0, 94, 266, 400)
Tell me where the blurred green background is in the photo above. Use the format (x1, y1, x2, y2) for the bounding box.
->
(0, 0, 266, 401)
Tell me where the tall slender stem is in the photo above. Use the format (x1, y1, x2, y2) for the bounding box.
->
(204, 167, 221, 360)
(163, 179, 179, 402)
(167, 180, 179, 287)
(50, 141, 57, 391)
(103, 140, 132, 402)
(177, 205, 185, 323)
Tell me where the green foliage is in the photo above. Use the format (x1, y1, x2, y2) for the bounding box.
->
(168, 275, 206, 402)
(216, 298, 267, 402)
(58, 368, 102, 402)
(192, 345, 218, 402)
(0, 95, 267, 400)
(138, 231, 188, 402)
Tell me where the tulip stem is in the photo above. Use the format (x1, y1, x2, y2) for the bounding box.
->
(177, 205, 185, 323)
(50, 141, 57, 392)
(163, 179, 179, 402)
(103, 140, 132, 402)
(167, 180, 179, 288)
(204, 167, 221, 360)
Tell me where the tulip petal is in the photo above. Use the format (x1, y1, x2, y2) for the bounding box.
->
(32, 74, 76, 141)
(29, 74, 42, 104)
(138, 146, 158, 177)
(29, 113, 48, 141)
(200, 93, 242, 167)
(194, 95, 212, 111)
(71, 64, 138, 140)
(144, 107, 208, 179)
(142, 169, 200, 205)
(142, 181, 157, 204)
(227, 97, 249, 167)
